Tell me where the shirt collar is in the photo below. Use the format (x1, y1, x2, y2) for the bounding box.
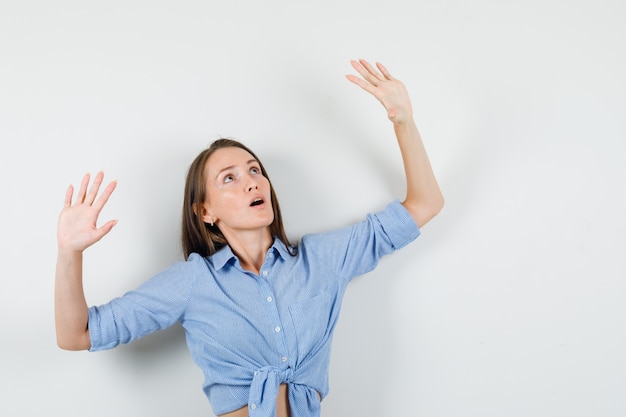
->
(210, 237, 292, 271)
(272, 238, 294, 260)
(211, 245, 237, 271)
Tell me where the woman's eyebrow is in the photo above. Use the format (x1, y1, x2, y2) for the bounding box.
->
(215, 165, 235, 180)
(215, 159, 258, 179)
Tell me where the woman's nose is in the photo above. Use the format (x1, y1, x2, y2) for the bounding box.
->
(245, 177, 258, 192)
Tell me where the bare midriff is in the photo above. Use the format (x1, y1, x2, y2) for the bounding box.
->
(219, 384, 291, 417)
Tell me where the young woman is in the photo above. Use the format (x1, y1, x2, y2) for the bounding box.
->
(55, 59, 444, 417)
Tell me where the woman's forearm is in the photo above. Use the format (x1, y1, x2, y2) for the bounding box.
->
(395, 117, 444, 228)
(55, 248, 91, 351)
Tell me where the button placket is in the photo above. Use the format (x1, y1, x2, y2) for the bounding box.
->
(257, 258, 290, 368)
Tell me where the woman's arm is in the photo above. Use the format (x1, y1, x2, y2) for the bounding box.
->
(346, 59, 444, 228)
(55, 172, 117, 350)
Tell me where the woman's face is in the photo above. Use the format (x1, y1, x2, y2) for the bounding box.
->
(201, 146, 274, 234)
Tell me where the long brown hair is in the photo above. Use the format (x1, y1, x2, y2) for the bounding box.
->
(181, 138, 296, 259)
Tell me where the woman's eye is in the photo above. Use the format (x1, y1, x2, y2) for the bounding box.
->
(250, 167, 261, 175)
(223, 175, 235, 183)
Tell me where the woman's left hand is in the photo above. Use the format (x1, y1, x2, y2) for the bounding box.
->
(345, 59, 413, 124)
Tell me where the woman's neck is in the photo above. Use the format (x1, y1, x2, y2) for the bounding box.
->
(221, 228, 273, 275)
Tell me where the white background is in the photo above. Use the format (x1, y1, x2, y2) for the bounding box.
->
(1, 1, 625, 416)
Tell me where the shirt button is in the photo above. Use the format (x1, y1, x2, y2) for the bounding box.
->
(275, 326, 281, 333)
(267, 296, 273, 302)
(250, 404, 257, 410)
(281, 356, 287, 362)
(262, 271, 268, 276)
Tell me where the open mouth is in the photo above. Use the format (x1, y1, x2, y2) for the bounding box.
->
(250, 198, 264, 207)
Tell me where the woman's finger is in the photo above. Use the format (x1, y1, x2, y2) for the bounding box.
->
(76, 173, 90, 204)
(345, 73, 376, 95)
(92, 180, 117, 212)
(64, 184, 74, 208)
(375, 62, 393, 80)
(84, 171, 104, 206)
(350, 59, 381, 86)
(358, 59, 384, 80)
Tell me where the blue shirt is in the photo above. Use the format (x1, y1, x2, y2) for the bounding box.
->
(88, 200, 420, 417)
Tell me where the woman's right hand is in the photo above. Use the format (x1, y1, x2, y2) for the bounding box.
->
(57, 171, 118, 252)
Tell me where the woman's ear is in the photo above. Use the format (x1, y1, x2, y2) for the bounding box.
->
(194, 203, 215, 225)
